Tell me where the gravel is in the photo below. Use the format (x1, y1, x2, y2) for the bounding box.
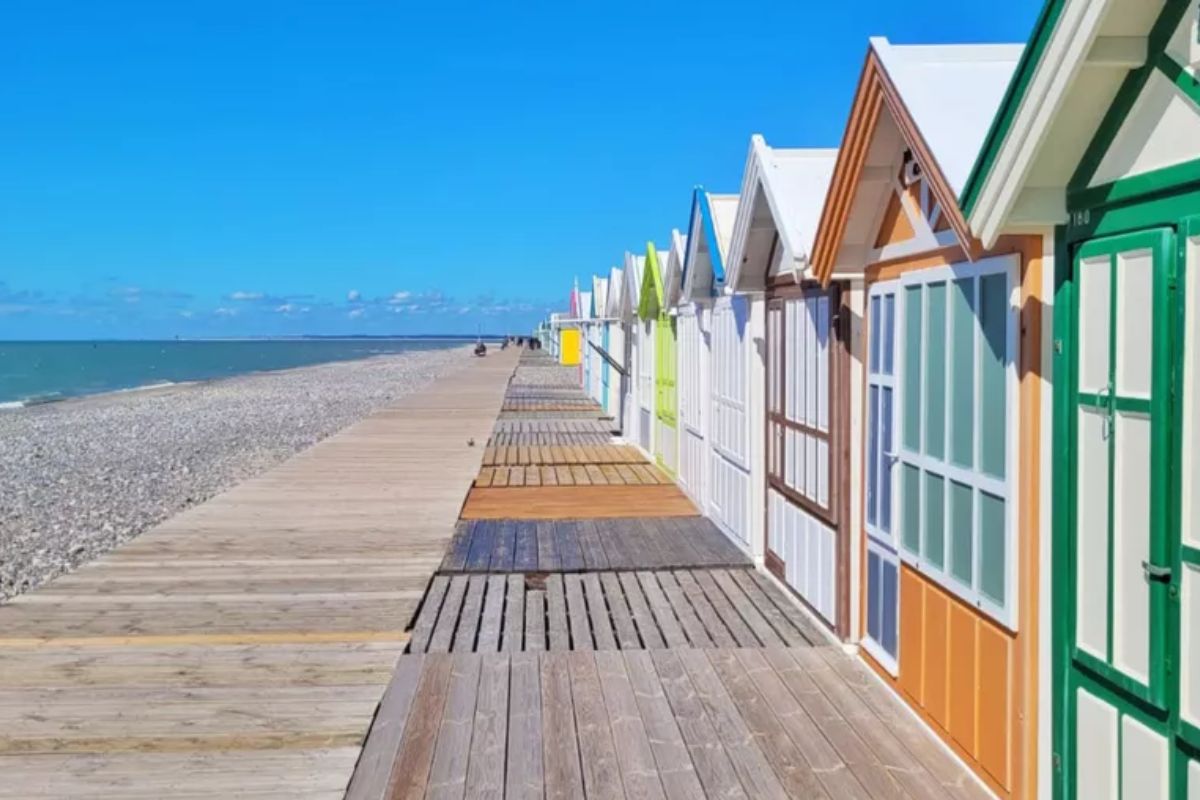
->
(0, 346, 471, 601)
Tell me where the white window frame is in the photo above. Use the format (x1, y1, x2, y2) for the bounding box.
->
(894, 252, 1021, 631)
(864, 279, 900, 675)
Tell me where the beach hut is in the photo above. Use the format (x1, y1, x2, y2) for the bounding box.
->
(639, 242, 678, 475)
(623, 252, 652, 452)
(725, 136, 844, 622)
(605, 266, 625, 420)
(959, 1, 1200, 797)
(809, 37, 1041, 797)
(578, 289, 592, 393)
(590, 276, 609, 409)
(670, 224, 709, 503)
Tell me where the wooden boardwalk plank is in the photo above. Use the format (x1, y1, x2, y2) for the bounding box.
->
(582, 573, 617, 651)
(475, 575, 505, 653)
(563, 574, 593, 650)
(465, 653, 508, 799)
(451, 575, 487, 652)
(345, 655, 425, 800)
(386, 653, 454, 800)
(594, 651, 667, 800)
(619, 572, 665, 650)
(426, 653, 483, 800)
(599, 572, 640, 650)
(655, 571, 716, 648)
(566, 652, 624, 800)
(635, 572, 688, 649)
(541, 653, 584, 800)
(524, 589, 546, 653)
(428, 576, 468, 654)
(621, 652, 707, 800)
(407, 575, 449, 654)
(501, 574, 525, 653)
(506, 652, 544, 800)
(545, 576, 569, 652)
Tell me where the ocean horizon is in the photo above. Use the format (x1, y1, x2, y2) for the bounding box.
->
(0, 337, 492, 407)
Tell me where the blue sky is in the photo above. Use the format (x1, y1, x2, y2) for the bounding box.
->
(0, 0, 1043, 339)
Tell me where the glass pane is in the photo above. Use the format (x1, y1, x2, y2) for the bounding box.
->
(1076, 408, 1110, 658)
(870, 295, 881, 374)
(979, 272, 1008, 478)
(882, 560, 899, 657)
(949, 480, 974, 585)
(1115, 249, 1154, 398)
(925, 282, 947, 459)
(924, 472, 945, 570)
(903, 286, 923, 451)
(950, 278, 976, 468)
(867, 550, 882, 642)
(902, 464, 921, 554)
(1113, 410, 1152, 684)
(980, 490, 1006, 606)
(881, 388, 894, 534)
(883, 294, 896, 376)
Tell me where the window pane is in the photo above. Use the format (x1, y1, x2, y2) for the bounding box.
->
(980, 272, 1008, 478)
(980, 490, 1006, 606)
(882, 559, 898, 657)
(903, 286, 923, 451)
(883, 294, 896, 376)
(867, 550, 882, 642)
(881, 387, 894, 534)
(873, 386, 883, 525)
(902, 464, 921, 554)
(925, 472, 945, 570)
(925, 282, 947, 459)
(950, 278, 976, 468)
(950, 480, 974, 585)
(870, 295, 881, 373)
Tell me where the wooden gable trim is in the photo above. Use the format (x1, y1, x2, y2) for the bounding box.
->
(813, 47, 983, 286)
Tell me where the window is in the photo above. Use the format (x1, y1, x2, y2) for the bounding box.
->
(865, 282, 900, 671)
(896, 254, 1018, 628)
(767, 287, 836, 518)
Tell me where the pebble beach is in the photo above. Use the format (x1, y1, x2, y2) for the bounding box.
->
(0, 345, 471, 601)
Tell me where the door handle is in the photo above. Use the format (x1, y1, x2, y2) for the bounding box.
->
(1142, 561, 1172, 583)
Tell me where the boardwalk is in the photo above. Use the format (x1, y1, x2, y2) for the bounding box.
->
(0, 349, 520, 799)
(349, 351, 993, 800)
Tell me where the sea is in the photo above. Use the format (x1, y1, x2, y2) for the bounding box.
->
(0, 339, 470, 407)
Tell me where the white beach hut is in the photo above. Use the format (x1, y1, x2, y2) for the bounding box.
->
(589, 276, 609, 408)
(725, 135, 842, 615)
(621, 252, 649, 451)
(605, 266, 624, 418)
(577, 289, 592, 394)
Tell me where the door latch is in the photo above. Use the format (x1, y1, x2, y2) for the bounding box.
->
(1142, 561, 1172, 583)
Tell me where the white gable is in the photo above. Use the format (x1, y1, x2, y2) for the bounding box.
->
(1090, 70, 1200, 187)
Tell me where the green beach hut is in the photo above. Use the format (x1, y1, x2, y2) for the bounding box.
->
(638, 241, 678, 476)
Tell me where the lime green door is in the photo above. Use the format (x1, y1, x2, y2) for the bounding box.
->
(1058, 227, 1182, 798)
(655, 310, 677, 474)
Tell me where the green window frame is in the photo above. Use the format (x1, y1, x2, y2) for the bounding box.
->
(896, 253, 1020, 630)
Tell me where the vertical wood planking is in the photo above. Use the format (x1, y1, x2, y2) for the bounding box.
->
(541, 653, 584, 800)
(506, 652, 544, 800)
(426, 653, 483, 800)
(465, 654, 508, 799)
(566, 652, 624, 800)
(386, 653, 454, 800)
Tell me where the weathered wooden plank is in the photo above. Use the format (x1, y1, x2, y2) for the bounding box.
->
(441, 522, 474, 572)
(745, 571, 825, 645)
(657, 573, 710, 647)
(621, 651, 707, 800)
(566, 652, 624, 800)
(345, 655, 425, 800)
(512, 522, 539, 573)
(428, 577, 468, 654)
(385, 653, 454, 799)
(582, 573, 617, 651)
(554, 521, 585, 572)
(594, 518, 632, 571)
(489, 521, 517, 572)
(465, 654, 508, 799)
(426, 653, 483, 800)
(563, 574, 593, 651)
(728, 570, 810, 647)
(545, 576, 569, 652)
(635, 572, 688, 649)
(672, 573, 734, 647)
(407, 575, 449, 654)
(599, 572, 640, 650)
(502, 574, 525, 653)
(575, 519, 609, 570)
(465, 522, 497, 571)
(673, 649, 789, 800)
(505, 652, 544, 800)
(618, 573, 665, 650)
(476, 575, 505, 653)
(649, 649, 751, 800)
(524, 588, 546, 653)
(541, 653, 584, 800)
(691, 570, 759, 647)
(451, 576, 487, 652)
(536, 522, 560, 572)
(711, 570, 787, 648)
(594, 651, 667, 800)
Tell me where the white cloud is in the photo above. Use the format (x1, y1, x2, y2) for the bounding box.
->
(347, 308, 365, 319)
(275, 303, 310, 314)
(214, 307, 237, 317)
(178, 310, 195, 319)
(458, 306, 472, 315)
(347, 290, 361, 302)
(229, 291, 264, 302)
(388, 291, 411, 304)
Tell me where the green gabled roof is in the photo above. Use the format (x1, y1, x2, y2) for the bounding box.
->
(637, 242, 665, 320)
(958, 0, 1068, 218)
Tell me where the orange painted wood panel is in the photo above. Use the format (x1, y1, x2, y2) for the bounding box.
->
(922, 588, 949, 724)
(978, 621, 1013, 790)
(899, 568, 924, 704)
(948, 603, 978, 755)
(459, 486, 698, 520)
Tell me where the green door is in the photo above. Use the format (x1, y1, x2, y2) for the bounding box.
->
(1058, 227, 1183, 798)
(655, 311, 677, 474)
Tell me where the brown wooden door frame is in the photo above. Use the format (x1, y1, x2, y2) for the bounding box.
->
(763, 275, 853, 638)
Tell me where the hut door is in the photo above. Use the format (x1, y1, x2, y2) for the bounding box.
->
(1062, 228, 1176, 799)
(864, 281, 900, 672)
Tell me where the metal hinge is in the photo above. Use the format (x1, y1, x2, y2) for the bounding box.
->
(1142, 560, 1172, 583)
